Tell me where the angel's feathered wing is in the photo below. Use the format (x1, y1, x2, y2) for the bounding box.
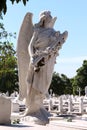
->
(17, 13, 33, 100)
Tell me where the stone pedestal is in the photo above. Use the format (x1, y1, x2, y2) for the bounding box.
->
(0, 96, 11, 124)
(11, 102, 19, 113)
(20, 108, 51, 125)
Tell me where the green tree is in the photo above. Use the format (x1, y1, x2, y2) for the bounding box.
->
(0, 0, 29, 14)
(49, 72, 73, 96)
(61, 74, 72, 94)
(72, 60, 87, 95)
(0, 13, 16, 40)
(49, 72, 65, 96)
(0, 42, 18, 95)
(0, 16, 18, 95)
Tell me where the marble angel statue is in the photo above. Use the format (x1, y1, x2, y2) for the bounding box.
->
(17, 11, 68, 125)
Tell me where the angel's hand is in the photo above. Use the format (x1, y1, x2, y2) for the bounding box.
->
(43, 47, 51, 55)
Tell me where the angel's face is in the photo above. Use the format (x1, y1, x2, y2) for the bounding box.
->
(44, 15, 53, 28)
(39, 11, 57, 28)
(43, 15, 57, 28)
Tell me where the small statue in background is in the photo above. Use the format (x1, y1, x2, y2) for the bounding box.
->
(17, 11, 68, 125)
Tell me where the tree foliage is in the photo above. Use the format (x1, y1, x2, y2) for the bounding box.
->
(0, 16, 18, 95)
(61, 74, 72, 94)
(72, 60, 87, 95)
(49, 72, 64, 96)
(50, 60, 87, 96)
(49, 72, 72, 96)
(0, 42, 18, 95)
(0, 0, 29, 14)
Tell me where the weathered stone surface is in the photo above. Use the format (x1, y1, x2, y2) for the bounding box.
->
(17, 10, 68, 125)
(11, 102, 19, 113)
(0, 95, 11, 124)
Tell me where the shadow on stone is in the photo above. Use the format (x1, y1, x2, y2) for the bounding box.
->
(0, 123, 33, 128)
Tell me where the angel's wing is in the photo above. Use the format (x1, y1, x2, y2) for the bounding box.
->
(17, 13, 33, 100)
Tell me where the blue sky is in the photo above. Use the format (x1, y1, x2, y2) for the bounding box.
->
(2, 0, 87, 78)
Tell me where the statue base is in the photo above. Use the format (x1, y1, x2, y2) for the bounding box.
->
(20, 108, 51, 125)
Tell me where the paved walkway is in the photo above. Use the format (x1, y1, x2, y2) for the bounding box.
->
(0, 122, 60, 130)
(0, 119, 87, 130)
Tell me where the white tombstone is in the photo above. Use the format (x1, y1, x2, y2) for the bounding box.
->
(48, 98, 53, 111)
(0, 95, 11, 124)
(58, 96, 63, 113)
(79, 97, 84, 114)
(85, 86, 87, 97)
(68, 97, 73, 114)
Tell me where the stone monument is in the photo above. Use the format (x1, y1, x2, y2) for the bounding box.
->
(17, 11, 68, 125)
(0, 94, 11, 124)
(85, 86, 87, 97)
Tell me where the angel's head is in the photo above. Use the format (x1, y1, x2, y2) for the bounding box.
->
(39, 10, 57, 28)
